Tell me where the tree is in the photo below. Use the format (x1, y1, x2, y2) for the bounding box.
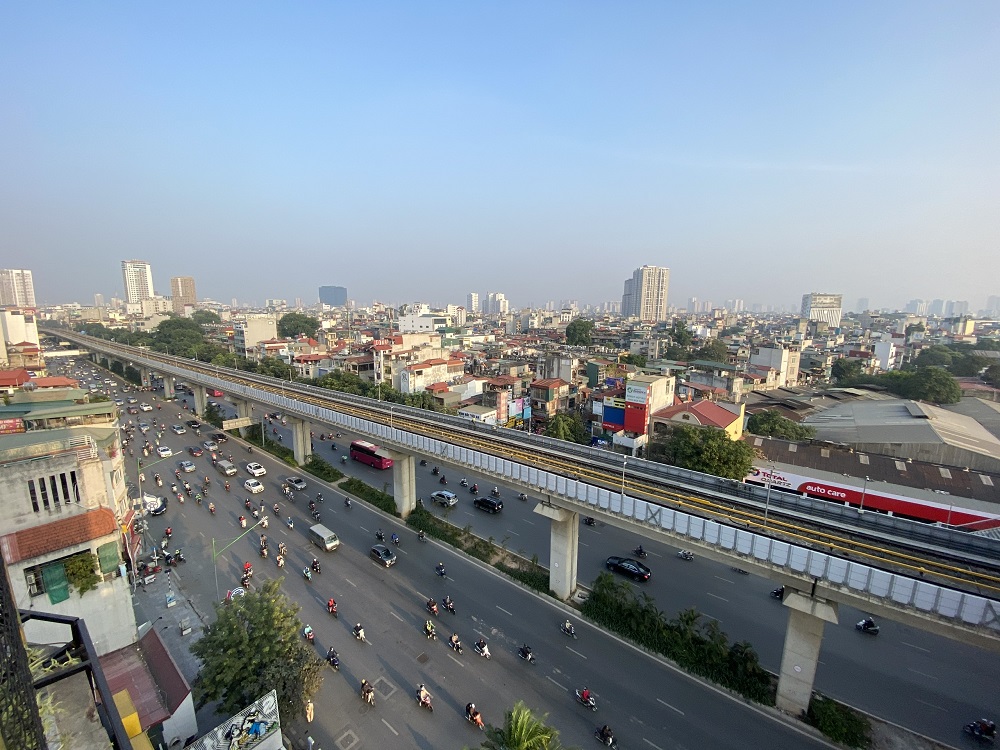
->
(619, 353, 647, 368)
(912, 346, 953, 369)
(479, 700, 566, 750)
(668, 321, 694, 350)
(984, 364, 1000, 388)
(694, 339, 728, 363)
(191, 579, 323, 719)
(830, 358, 864, 383)
(648, 424, 755, 480)
(191, 309, 221, 326)
(564, 319, 594, 347)
(903, 366, 961, 404)
(278, 313, 319, 338)
(543, 413, 590, 444)
(746, 410, 816, 441)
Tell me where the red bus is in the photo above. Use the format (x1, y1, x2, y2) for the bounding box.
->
(350, 440, 394, 470)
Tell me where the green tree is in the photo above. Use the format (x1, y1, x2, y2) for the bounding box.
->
(543, 413, 590, 444)
(619, 353, 647, 368)
(949, 354, 989, 377)
(278, 313, 319, 338)
(648, 424, 754, 480)
(903, 366, 961, 404)
(746, 410, 816, 441)
(668, 321, 694, 350)
(984, 364, 1000, 388)
(191, 309, 221, 326)
(831, 358, 864, 383)
(565, 319, 594, 346)
(479, 700, 565, 750)
(912, 346, 953, 369)
(191, 579, 323, 719)
(695, 339, 728, 363)
(152, 318, 208, 358)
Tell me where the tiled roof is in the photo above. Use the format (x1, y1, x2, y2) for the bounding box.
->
(533, 378, 569, 388)
(32, 376, 79, 388)
(652, 400, 741, 429)
(3, 508, 118, 563)
(0, 368, 32, 387)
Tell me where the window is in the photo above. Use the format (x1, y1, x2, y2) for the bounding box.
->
(25, 561, 70, 604)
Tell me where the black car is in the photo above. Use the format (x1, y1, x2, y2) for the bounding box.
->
(186, 420, 202, 430)
(211, 432, 228, 444)
(473, 497, 503, 514)
(605, 556, 651, 581)
(187, 446, 204, 457)
(370, 544, 397, 567)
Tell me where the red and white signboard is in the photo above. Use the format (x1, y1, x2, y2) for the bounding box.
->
(0, 418, 25, 435)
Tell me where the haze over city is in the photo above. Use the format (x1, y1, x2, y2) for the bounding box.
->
(2, 2, 998, 309)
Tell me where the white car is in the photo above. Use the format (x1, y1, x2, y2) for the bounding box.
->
(203, 440, 219, 451)
(170, 424, 186, 435)
(246, 462, 267, 477)
(139, 403, 152, 412)
(156, 446, 173, 458)
(431, 490, 459, 507)
(244, 478, 265, 494)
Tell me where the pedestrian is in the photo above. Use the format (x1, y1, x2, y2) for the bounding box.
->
(305, 699, 314, 723)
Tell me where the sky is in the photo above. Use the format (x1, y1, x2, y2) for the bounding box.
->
(1, 2, 998, 312)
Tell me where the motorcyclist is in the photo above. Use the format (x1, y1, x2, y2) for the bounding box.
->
(424, 620, 436, 638)
(581, 687, 592, 703)
(427, 598, 438, 615)
(328, 597, 336, 613)
(311, 558, 321, 573)
(599, 725, 614, 744)
(443, 594, 454, 612)
(435, 562, 446, 577)
(391, 532, 399, 546)
(376, 529, 385, 541)
(449, 632, 461, 650)
(327, 647, 338, 664)
(303, 624, 314, 640)
(417, 684, 431, 707)
(418, 530, 426, 541)
(353, 623, 365, 641)
(492, 486, 499, 496)
(361, 679, 374, 703)
(861, 616, 876, 631)
(208, 502, 216, 514)
(636, 544, 645, 557)
(471, 483, 478, 493)
(476, 637, 490, 658)
(563, 619, 575, 636)
(239, 515, 246, 528)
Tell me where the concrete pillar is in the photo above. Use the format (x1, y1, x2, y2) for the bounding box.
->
(162, 375, 175, 400)
(534, 503, 579, 599)
(776, 591, 839, 716)
(390, 454, 417, 517)
(139, 367, 150, 388)
(290, 418, 312, 466)
(192, 385, 207, 417)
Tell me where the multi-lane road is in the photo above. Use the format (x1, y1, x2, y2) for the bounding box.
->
(125, 387, 998, 747)
(124, 392, 833, 750)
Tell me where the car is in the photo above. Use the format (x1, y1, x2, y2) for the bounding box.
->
(126, 397, 138, 404)
(370, 544, 397, 567)
(178, 460, 197, 473)
(186, 420, 202, 430)
(244, 478, 265, 494)
(605, 556, 651, 582)
(138, 423, 150, 433)
(139, 403, 152, 412)
(143, 494, 168, 516)
(187, 446, 204, 457)
(170, 425, 186, 435)
(285, 476, 307, 491)
(156, 446, 173, 458)
(473, 497, 503, 514)
(211, 432, 228, 444)
(246, 462, 267, 477)
(126, 406, 139, 415)
(114, 398, 125, 406)
(202, 440, 219, 451)
(431, 490, 458, 507)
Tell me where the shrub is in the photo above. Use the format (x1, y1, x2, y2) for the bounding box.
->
(239, 425, 297, 464)
(302, 455, 344, 483)
(64, 552, 100, 596)
(341, 477, 399, 517)
(807, 694, 871, 748)
(495, 561, 550, 594)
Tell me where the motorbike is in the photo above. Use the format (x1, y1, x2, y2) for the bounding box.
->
(426, 601, 439, 616)
(259, 547, 268, 558)
(633, 547, 648, 559)
(518, 644, 536, 664)
(419, 459, 427, 466)
(447, 638, 463, 655)
(460, 478, 468, 486)
(491, 487, 500, 497)
(431, 467, 439, 475)
(327, 649, 339, 671)
(469, 485, 478, 494)
(435, 564, 447, 578)
(594, 729, 618, 748)
(465, 709, 485, 730)
(439, 476, 447, 485)
(576, 689, 597, 712)
(424, 624, 437, 640)
(416, 685, 434, 712)
(731, 566, 750, 575)
(963, 721, 997, 743)
(771, 586, 785, 599)
(560, 622, 577, 639)
(677, 550, 694, 561)
(311, 560, 322, 574)
(417, 530, 426, 542)
(260, 516, 268, 528)
(474, 641, 491, 659)
(170, 483, 178, 494)
(354, 627, 369, 644)
(583, 517, 596, 526)
(341, 456, 347, 464)
(328, 601, 338, 617)
(519, 493, 528, 501)
(303, 626, 314, 643)
(376, 530, 385, 542)
(344, 497, 352, 508)
(311, 509, 322, 521)
(391, 534, 400, 547)
(245, 498, 252, 510)
(443, 599, 456, 615)
(286, 517, 293, 529)
(302, 567, 312, 582)
(224, 482, 230, 492)
(209, 503, 216, 515)
(154, 475, 162, 486)
(856, 617, 880, 635)
(361, 681, 375, 706)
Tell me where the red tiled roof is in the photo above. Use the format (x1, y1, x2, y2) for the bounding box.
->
(32, 376, 79, 388)
(652, 401, 741, 429)
(0, 368, 31, 387)
(533, 378, 569, 388)
(4, 508, 118, 563)
(426, 382, 451, 392)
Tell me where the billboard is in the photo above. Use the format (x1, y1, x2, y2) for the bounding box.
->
(0, 418, 25, 435)
(625, 382, 648, 404)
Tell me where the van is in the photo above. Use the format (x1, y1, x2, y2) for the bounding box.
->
(216, 460, 238, 477)
(308, 524, 340, 552)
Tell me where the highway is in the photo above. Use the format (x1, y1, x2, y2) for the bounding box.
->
(221, 402, 999, 746)
(124, 391, 832, 750)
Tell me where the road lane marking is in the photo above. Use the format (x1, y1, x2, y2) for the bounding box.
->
(566, 646, 587, 659)
(657, 698, 685, 715)
(496, 606, 513, 616)
(546, 675, 567, 690)
(713, 576, 734, 584)
(902, 642, 931, 653)
(643, 738, 665, 750)
(706, 593, 729, 602)
(703, 613, 722, 623)
(915, 698, 946, 712)
(359, 526, 370, 534)
(908, 668, 938, 680)
(522, 519, 535, 525)
(447, 654, 464, 667)
(344, 578, 357, 588)
(380, 719, 398, 735)
(390, 611, 404, 622)
(580, 541, 589, 547)
(506, 529, 519, 536)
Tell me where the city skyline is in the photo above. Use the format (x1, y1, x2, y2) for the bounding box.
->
(2, 3, 998, 308)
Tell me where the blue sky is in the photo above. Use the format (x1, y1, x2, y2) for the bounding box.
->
(1, 2, 998, 311)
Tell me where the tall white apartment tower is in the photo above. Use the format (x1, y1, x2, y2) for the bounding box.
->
(801, 292, 843, 329)
(0, 269, 36, 307)
(621, 265, 670, 321)
(121, 260, 155, 304)
(467, 292, 480, 315)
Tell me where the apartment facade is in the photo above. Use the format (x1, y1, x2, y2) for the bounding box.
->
(233, 314, 278, 359)
(121, 260, 155, 304)
(170, 276, 198, 314)
(621, 265, 670, 322)
(0, 268, 36, 307)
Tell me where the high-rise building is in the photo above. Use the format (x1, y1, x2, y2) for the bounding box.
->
(945, 300, 969, 317)
(986, 296, 1000, 317)
(621, 265, 670, 321)
(484, 292, 509, 316)
(121, 260, 154, 304)
(93, 293, 105, 307)
(856, 298, 869, 313)
(319, 286, 348, 307)
(0, 269, 36, 307)
(801, 292, 843, 328)
(467, 292, 480, 315)
(170, 276, 197, 314)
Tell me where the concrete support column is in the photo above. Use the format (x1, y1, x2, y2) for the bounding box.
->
(234, 399, 253, 421)
(192, 385, 207, 417)
(139, 367, 150, 388)
(162, 375, 175, 400)
(290, 418, 312, 466)
(776, 591, 839, 716)
(534, 503, 579, 600)
(390, 454, 417, 517)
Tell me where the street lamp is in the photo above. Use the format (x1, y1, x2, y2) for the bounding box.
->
(858, 475, 871, 513)
(621, 454, 628, 499)
(763, 463, 776, 529)
(389, 404, 395, 431)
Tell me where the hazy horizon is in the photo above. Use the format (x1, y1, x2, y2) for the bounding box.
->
(2, 2, 998, 311)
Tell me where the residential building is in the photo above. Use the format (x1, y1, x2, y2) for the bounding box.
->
(121, 260, 155, 304)
(467, 292, 480, 315)
(801, 292, 843, 329)
(621, 265, 670, 322)
(398, 313, 452, 333)
(94, 293, 105, 307)
(1, 307, 40, 346)
(170, 276, 197, 314)
(748, 344, 800, 388)
(651, 400, 745, 440)
(529, 378, 570, 432)
(319, 286, 348, 307)
(0, 268, 36, 307)
(233, 314, 278, 359)
(484, 292, 509, 317)
(398, 357, 466, 394)
(873, 339, 901, 371)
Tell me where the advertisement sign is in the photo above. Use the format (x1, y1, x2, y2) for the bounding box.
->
(603, 396, 625, 408)
(0, 418, 25, 435)
(625, 383, 648, 404)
